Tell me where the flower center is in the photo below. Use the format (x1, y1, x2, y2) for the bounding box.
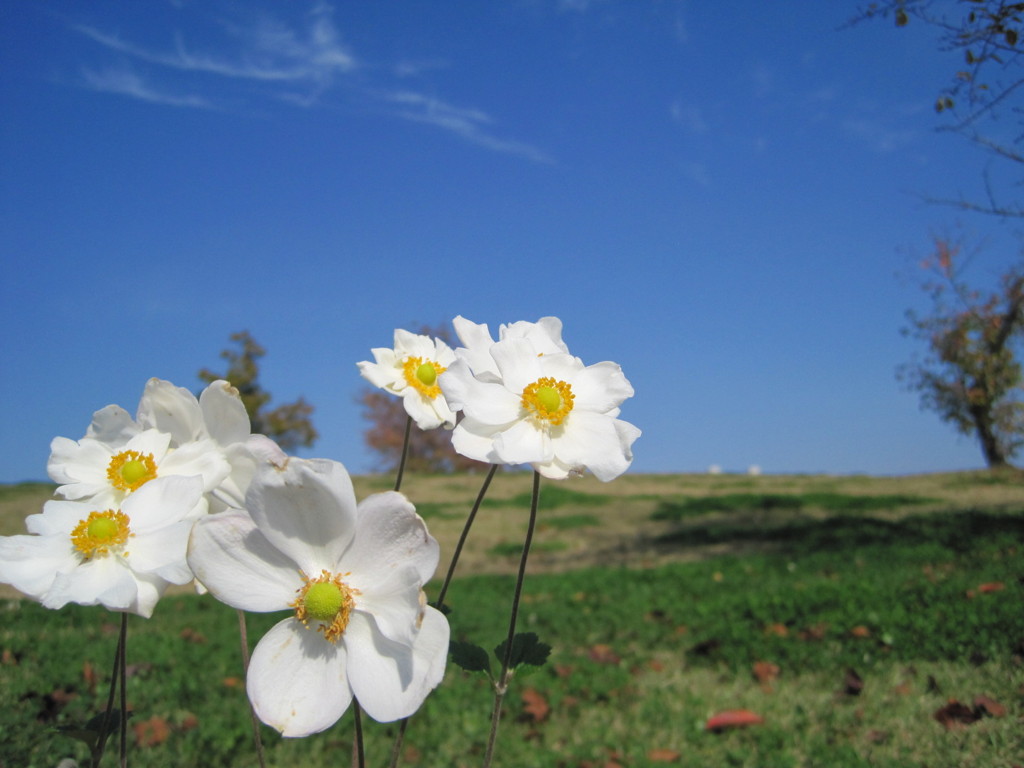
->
(106, 450, 158, 492)
(521, 377, 575, 426)
(291, 570, 357, 643)
(402, 356, 447, 400)
(71, 510, 133, 559)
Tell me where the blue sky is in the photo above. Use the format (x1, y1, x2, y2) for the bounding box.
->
(2, 0, 1019, 482)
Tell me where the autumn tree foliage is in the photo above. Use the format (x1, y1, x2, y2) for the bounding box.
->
(900, 239, 1024, 467)
(359, 323, 480, 474)
(199, 330, 318, 452)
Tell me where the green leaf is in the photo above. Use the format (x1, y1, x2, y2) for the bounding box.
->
(449, 641, 492, 674)
(494, 632, 552, 670)
(55, 709, 131, 749)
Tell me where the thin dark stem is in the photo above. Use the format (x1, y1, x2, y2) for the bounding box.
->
(394, 415, 413, 493)
(118, 612, 128, 768)
(388, 463, 499, 768)
(482, 470, 541, 768)
(237, 609, 267, 768)
(92, 614, 125, 768)
(351, 702, 365, 768)
(387, 718, 409, 768)
(434, 463, 498, 610)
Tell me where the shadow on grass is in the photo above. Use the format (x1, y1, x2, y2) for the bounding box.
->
(653, 508, 1024, 558)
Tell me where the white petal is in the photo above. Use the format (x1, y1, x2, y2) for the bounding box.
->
(493, 420, 551, 466)
(0, 534, 78, 599)
(85, 405, 140, 446)
(567, 361, 634, 413)
(345, 608, 449, 723)
(440, 360, 521, 423)
(136, 378, 205, 446)
(187, 511, 301, 612)
(127, 520, 195, 584)
(450, 419, 504, 464)
(551, 411, 634, 481)
(490, 338, 545, 395)
(247, 619, 352, 737)
(25, 500, 93, 536)
(157, 439, 230, 492)
(199, 380, 251, 446)
(245, 458, 357, 574)
(344, 492, 439, 585)
(43, 556, 143, 615)
(124, 475, 206, 533)
(358, 356, 400, 390)
(401, 391, 448, 431)
(47, 437, 112, 495)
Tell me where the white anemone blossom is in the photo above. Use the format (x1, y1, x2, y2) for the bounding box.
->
(441, 336, 641, 481)
(0, 475, 207, 617)
(452, 315, 570, 383)
(48, 378, 277, 511)
(357, 329, 457, 430)
(187, 457, 450, 737)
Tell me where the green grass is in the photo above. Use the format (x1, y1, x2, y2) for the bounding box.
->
(652, 492, 934, 521)
(2, 497, 1022, 768)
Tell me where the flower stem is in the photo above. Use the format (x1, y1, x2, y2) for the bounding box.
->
(387, 463, 498, 768)
(236, 609, 267, 768)
(394, 415, 413, 492)
(118, 612, 128, 768)
(434, 463, 498, 611)
(91, 613, 125, 768)
(482, 470, 541, 768)
(351, 702, 365, 768)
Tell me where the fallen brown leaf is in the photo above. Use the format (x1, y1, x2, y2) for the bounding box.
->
(753, 661, 780, 691)
(978, 582, 1005, 594)
(843, 668, 864, 696)
(133, 715, 171, 748)
(934, 699, 980, 729)
(974, 694, 1007, 718)
(520, 687, 550, 723)
(763, 622, 789, 638)
(588, 644, 621, 665)
(705, 709, 764, 732)
(849, 625, 871, 639)
(647, 748, 681, 762)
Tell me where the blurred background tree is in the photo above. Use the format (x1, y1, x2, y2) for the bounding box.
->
(359, 323, 481, 473)
(900, 238, 1024, 467)
(199, 330, 318, 452)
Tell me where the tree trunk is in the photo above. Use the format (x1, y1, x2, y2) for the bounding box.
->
(971, 405, 1010, 468)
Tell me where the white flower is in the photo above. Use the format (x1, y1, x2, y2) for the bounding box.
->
(441, 337, 641, 481)
(47, 378, 275, 511)
(0, 476, 207, 617)
(452, 315, 570, 383)
(357, 330, 457, 430)
(187, 457, 450, 737)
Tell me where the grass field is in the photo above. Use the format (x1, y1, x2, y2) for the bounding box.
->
(0, 470, 1022, 767)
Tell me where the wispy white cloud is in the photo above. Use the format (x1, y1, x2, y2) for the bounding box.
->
(841, 117, 917, 153)
(384, 91, 554, 164)
(670, 101, 708, 134)
(80, 66, 214, 109)
(66, 3, 550, 162)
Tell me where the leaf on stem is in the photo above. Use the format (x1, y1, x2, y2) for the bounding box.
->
(449, 640, 492, 674)
(494, 632, 552, 670)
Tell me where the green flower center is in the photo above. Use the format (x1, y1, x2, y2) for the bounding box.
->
(521, 377, 575, 426)
(87, 516, 120, 541)
(291, 570, 358, 643)
(402, 356, 447, 400)
(415, 362, 438, 386)
(303, 582, 345, 622)
(535, 385, 562, 413)
(106, 450, 158, 492)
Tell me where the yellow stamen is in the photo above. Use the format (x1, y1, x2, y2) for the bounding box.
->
(291, 570, 358, 644)
(106, 450, 158, 492)
(402, 356, 447, 400)
(521, 377, 575, 426)
(71, 510, 133, 559)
